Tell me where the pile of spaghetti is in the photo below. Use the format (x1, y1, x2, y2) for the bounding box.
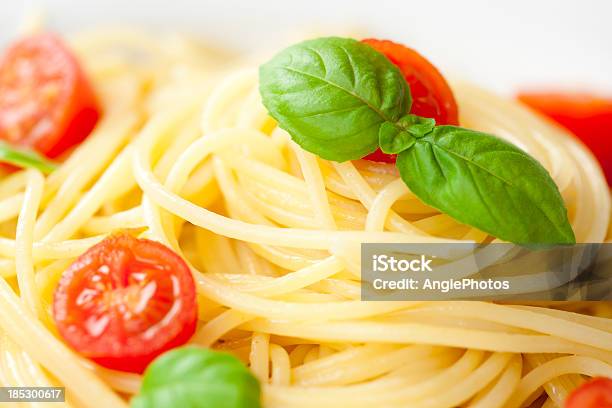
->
(0, 29, 610, 408)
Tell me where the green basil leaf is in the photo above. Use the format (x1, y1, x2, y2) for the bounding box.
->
(0, 141, 58, 174)
(131, 347, 261, 408)
(379, 114, 436, 154)
(259, 37, 410, 162)
(378, 122, 415, 154)
(396, 114, 436, 138)
(396, 126, 575, 244)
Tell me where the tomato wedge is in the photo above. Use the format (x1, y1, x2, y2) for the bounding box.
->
(518, 92, 612, 185)
(361, 38, 459, 163)
(565, 377, 612, 408)
(53, 232, 197, 373)
(0, 33, 99, 159)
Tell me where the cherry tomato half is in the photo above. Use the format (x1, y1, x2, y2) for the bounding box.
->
(361, 38, 459, 163)
(518, 92, 612, 185)
(565, 377, 612, 408)
(0, 33, 100, 159)
(53, 232, 197, 373)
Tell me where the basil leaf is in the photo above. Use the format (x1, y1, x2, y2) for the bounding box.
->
(396, 126, 575, 244)
(259, 37, 410, 162)
(0, 141, 58, 174)
(378, 122, 415, 154)
(379, 114, 436, 154)
(131, 347, 261, 408)
(397, 114, 436, 138)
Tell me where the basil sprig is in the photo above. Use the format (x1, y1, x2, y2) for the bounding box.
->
(131, 347, 261, 408)
(259, 37, 575, 244)
(0, 141, 58, 174)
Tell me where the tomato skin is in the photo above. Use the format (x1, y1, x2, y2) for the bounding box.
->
(518, 92, 612, 185)
(361, 39, 459, 163)
(53, 233, 197, 373)
(0, 33, 99, 159)
(565, 377, 612, 408)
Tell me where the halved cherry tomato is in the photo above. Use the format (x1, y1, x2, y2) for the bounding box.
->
(565, 377, 612, 408)
(518, 92, 612, 185)
(361, 39, 459, 163)
(53, 232, 197, 373)
(0, 33, 100, 159)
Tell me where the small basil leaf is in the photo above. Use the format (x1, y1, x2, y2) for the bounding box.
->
(131, 347, 261, 408)
(0, 141, 58, 174)
(379, 122, 415, 154)
(396, 126, 575, 244)
(379, 114, 435, 154)
(259, 37, 410, 162)
(396, 114, 436, 138)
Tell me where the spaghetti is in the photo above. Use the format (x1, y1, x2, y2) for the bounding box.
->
(0, 29, 610, 408)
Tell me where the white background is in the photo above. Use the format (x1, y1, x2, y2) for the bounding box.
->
(1, 0, 611, 95)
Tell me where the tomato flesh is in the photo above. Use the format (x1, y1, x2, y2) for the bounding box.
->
(518, 92, 612, 185)
(361, 39, 459, 163)
(53, 233, 197, 373)
(0, 33, 99, 159)
(565, 377, 612, 408)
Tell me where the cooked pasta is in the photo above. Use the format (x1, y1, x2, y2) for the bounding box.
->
(0, 28, 610, 408)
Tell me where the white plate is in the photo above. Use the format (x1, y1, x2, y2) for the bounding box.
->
(2, 0, 612, 94)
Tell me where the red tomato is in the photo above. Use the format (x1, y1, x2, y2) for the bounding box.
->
(518, 92, 612, 185)
(53, 232, 197, 373)
(0, 33, 100, 159)
(361, 38, 459, 163)
(565, 377, 612, 408)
